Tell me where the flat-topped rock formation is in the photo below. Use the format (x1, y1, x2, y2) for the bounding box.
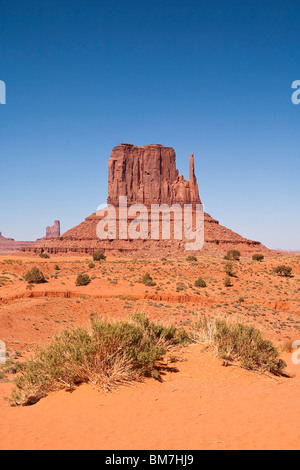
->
(22, 143, 267, 257)
(108, 144, 200, 206)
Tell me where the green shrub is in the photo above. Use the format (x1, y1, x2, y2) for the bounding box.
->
(75, 274, 91, 286)
(24, 267, 46, 284)
(224, 250, 241, 261)
(88, 262, 95, 269)
(186, 255, 197, 262)
(252, 254, 264, 262)
(194, 277, 207, 288)
(93, 250, 106, 262)
(224, 262, 236, 277)
(141, 273, 156, 287)
(39, 253, 50, 259)
(273, 265, 292, 277)
(176, 282, 186, 292)
(194, 316, 286, 375)
(224, 276, 232, 287)
(10, 314, 191, 406)
(54, 265, 60, 271)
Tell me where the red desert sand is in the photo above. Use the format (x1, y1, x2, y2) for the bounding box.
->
(0, 253, 299, 450)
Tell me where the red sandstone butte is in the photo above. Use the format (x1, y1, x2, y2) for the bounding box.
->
(46, 221, 61, 238)
(21, 144, 266, 257)
(108, 144, 200, 206)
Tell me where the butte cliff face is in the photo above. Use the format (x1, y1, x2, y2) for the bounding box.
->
(108, 144, 200, 207)
(21, 143, 266, 257)
(46, 221, 61, 238)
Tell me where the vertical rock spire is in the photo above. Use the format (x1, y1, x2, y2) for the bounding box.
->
(189, 154, 195, 187)
(189, 153, 200, 204)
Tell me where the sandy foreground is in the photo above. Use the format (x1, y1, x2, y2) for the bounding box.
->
(1, 348, 299, 450)
(0, 253, 300, 450)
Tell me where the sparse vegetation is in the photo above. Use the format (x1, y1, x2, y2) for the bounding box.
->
(252, 254, 264, 262)
(194, 316, 286, 375)
(194, 277, 207, 288)
(186, 255, 197, 262)
(224, 250, 241, 261)
(273, 265, 292, 277)
(75, 274, 91, 286)
(224, 276, 232, 287)
(141, 273, 156, 287)
(1, 253, 298, 411)
(224, 262, 236, 277)
(39, 253, 50, 259)
(93, 250, 106, 262)
(24, 267, 46, 284)
(10, 314, 191, 406)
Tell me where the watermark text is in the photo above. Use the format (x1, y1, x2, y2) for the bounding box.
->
(291, 80, 300, 105)
(0, 341, 6, 365)
(96, 197, 204, 251)
(0, 80, 6, 104)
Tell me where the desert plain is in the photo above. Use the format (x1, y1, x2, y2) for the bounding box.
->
(0, 251, 299, 450)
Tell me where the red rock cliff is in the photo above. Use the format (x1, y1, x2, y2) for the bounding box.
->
(107, 144, 201, 207)
(46, 221, 61, 238)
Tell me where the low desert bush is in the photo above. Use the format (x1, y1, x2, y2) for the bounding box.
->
(88, 262, 95, 269)
(93, 250, 106, 262)
(10, 314, 191, 406)
(24, 267, 46, 284)
(252, 254, 264, 262)
(54, 264, 60, 271)
(194, 277, 207, 288)
(141, 273, 156, 287)
(224, 276, 232, 287)
(75, 274, 91, 286)
(194, 316, 286, 375)
(224, 250, 241, 261)
(224, 261, 236, 277)
(186, 255, 197, 262)
(39, 253, 50, 259)
(273, 265, 292, 277)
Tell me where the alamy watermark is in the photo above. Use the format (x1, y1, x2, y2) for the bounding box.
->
(0, 341, 6, 365)
(96, 196, 204, 251)
(291, 341, 300, 365)
(0, 80, 6, 104)
(291, 80, 300, 105)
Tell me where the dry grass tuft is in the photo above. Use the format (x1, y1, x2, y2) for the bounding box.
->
(193, 316, 286, 376)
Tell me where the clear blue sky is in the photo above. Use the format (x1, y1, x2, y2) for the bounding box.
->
(0, 0, 299, 249)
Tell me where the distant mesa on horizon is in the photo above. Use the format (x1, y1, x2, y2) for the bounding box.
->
(0, 220, 61, 255)
(0, 232, 14, 242)
(21, 143, 268, 258)
(46, 220, 61, 238)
